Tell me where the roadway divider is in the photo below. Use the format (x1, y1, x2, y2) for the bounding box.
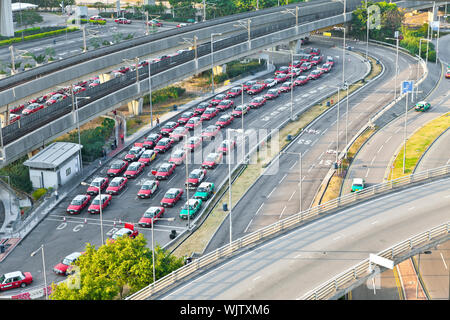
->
(303, 219, 450, 300)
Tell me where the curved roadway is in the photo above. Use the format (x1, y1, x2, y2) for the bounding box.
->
(160, 177, 450, 300)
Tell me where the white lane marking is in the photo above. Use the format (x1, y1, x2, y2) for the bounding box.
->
(279, 205, 287, 219)
(371, 220, 378, 225)
(288, 190, 296, 202)
(302, 94, 309, 98)
(395, 127, 402, 134)
(333, 235, 341, 241)
(290, 160, 298, 170)
(279, 173, 288, 184)
(322, 128, 328, 135)
(440, 253, 448, 270)
(294, 253, 302, 259)
(318, 151, 324, 160)
(385, 136, 392, 143)
(365, 168, 370, 178)
(407, 206, 415, 211)
(310, 139, 318, 147)
(253, 276, 261, 281)
(255, 203, 264, 215)
(267, 186, 277, 199)
(371, 156, 376, 165)
(244, 218, 254, 233)
(377, 144, 384, 153)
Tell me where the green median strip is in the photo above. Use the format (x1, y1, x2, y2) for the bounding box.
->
(388, 112, 450, 180)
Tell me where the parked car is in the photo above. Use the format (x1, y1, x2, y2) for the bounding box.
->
(215, 114, 234, 128)
(226, 87, 242, 98)
(0, 271, 33, 291)
(143, 133, 162, 149)
(138, 150, 157, 166)
(319, 63, 332, 73)
(124, 146, 144, 162)
(280, 82, 294, 93)
(170, 126, 189, 142)
(88, 194, 112, 214)
(160, 121, 179, 136)
(201, 125, 221, 141)
(177, 111, 195, 125)
(22, 103, 44, 115)
(107, 160, 128, 177)
(179, 198, 202, 219)
(185, 117, 202, 130)
(249, 97, 266, 108)
(210, 94, 227, 106)
(139, 206, 165, 227)
(216, 99, 234, 111)
(193, 182, 215, 200)
(242, 80, 257, 91)
(260, 78, 277, 88)
(53, 252, 82, 276)
(115, 17, 131, 24)
(124, 161, 145, 179)
(294, 75, 309, 86)
(66, 194, 91, 214)
(310, 55, 323, 66)
(185, 168, 207, 189)
(300, 62, 312, 71)
(310, 48, 321, 56)
(137, 180, 159, 199)
(146, 19, 162, 27)
(106, 177, 128, 195)
(231, 104, 251, 117)
(154, 137, 174, 153)
(201, 108, 219, 121)
(289, 60, 303, 68)
(202, 152, 223, 169)
(9, 114, 21, 124)
(160, 188, 183, 207)
(264, 88, 280, 100)
(274, 73, 289, 83)
(194, 102, 212, 115)
(168, 149, 187, 166)
(152, 162, 176, 180)
(307, 69, 322, 80)
(184, 136, 202, 151)
(110, 223, 139, 241)
(274, 66, 289, 74)
(90, 15, 106, 22)
(217, 139, 236, 154)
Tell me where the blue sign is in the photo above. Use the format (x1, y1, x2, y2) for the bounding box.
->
(402, 81, 413, 94)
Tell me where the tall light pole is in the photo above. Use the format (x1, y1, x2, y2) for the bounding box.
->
(210, 33, 223, 95)
(234, 19, 251, 49)
(330, 86, 341, 167)
(148, 54, 153, 128)
(403, 90, 408, 174)
(203, 0, 206, 21)
(123, 57, 140, 93)
(366, 0, 369, 60)
(182, 134, 191, 230)
(9, 46, 16, 75)
(282, 6, 299, 33)
(75, 96, 90, 174)
(80, 182, 104, 245)
(145, 11, 149, 35)
(342, 0, 347, 86)
(241, 83, 245, 164)
(415, 250, 432, 298)
(227, 129, 232, 246)
(417, 38, 429, 100)
(31, 245, 47, 300)
(151, 217, 175, 283)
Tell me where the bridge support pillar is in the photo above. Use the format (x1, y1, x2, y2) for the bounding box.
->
(289, 39, 302, 55)
(0, 0, 14, 37)
(127, 98, 143, 116)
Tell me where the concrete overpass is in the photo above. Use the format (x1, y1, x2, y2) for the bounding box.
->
(126, 170, 450, 300)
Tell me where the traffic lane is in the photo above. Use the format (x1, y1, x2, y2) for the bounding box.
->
(204, 41, 416, 252)
(162, 178, 450, 300)
(416, 240, 450, 299)
(0, 42, 355, 291)
(415, 128, 450, 172)
(342, 75, 450, 193)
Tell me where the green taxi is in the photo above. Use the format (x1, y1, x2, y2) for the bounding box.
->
(414, 101, 430, 112)
(193, 182, 215, 200)
(179, 198, 202, 219)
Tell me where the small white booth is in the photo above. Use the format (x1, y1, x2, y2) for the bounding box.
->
(24, 142, 82, 190)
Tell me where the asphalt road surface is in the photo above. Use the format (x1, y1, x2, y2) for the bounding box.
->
(0, 40, 367, 296)
(204, 37, 421, 254)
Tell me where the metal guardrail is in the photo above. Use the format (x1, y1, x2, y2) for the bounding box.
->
(127, 164, 450, 300)
(303, 220, 450, 300)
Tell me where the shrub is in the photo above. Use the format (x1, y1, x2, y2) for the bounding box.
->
(0, 157, 33, 193)
(32, 188, 47, 201)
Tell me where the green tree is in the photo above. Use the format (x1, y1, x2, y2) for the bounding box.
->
(50, 234, 184, 300)
(13, 11, 43, 27)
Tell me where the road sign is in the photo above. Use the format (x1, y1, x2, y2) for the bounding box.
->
(402, 80, 413, 94)
(369, 254, 394, 270)
(431, 21, 439, 31)
(394, 31, 399, 38)
(323, 32, 332, 37)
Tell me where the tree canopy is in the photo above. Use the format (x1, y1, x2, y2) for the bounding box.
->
(50, 234, 184, 300)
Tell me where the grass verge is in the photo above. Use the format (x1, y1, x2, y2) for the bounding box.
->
(388, 112, 449, 180)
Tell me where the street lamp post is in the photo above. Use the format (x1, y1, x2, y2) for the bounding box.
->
(151, 217, 175, 283)
(227, 129, 232, 246)
(123, 57, 140, 93)
(182, 134, 191, 230)
(234, 19, 251, 49)
(148, 54, 153, 128)
(80, 182, 104, 245)
(31, 245, 47, 300)
(416, 250, 432, 298)
(241, 83, 245, 163)
(417, 38, 429, 100)
(75, 96, 90, 174)
(210, 33, 223, 95)
(403, 90, 408, 174)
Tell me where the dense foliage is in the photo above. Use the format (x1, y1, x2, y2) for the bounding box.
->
(50, 234, 184, 300)
(0, 157, 33, 193)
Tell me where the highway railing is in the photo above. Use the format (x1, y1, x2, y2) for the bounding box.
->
(302, 220, 450, 300)
(126, 164, 450, 300)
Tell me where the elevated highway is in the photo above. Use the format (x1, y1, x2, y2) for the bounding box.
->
(155, 177, 450, 300)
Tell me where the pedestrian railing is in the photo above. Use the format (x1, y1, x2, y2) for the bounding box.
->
(127, 164, 450, 300)
(302, 221, 450, 300)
